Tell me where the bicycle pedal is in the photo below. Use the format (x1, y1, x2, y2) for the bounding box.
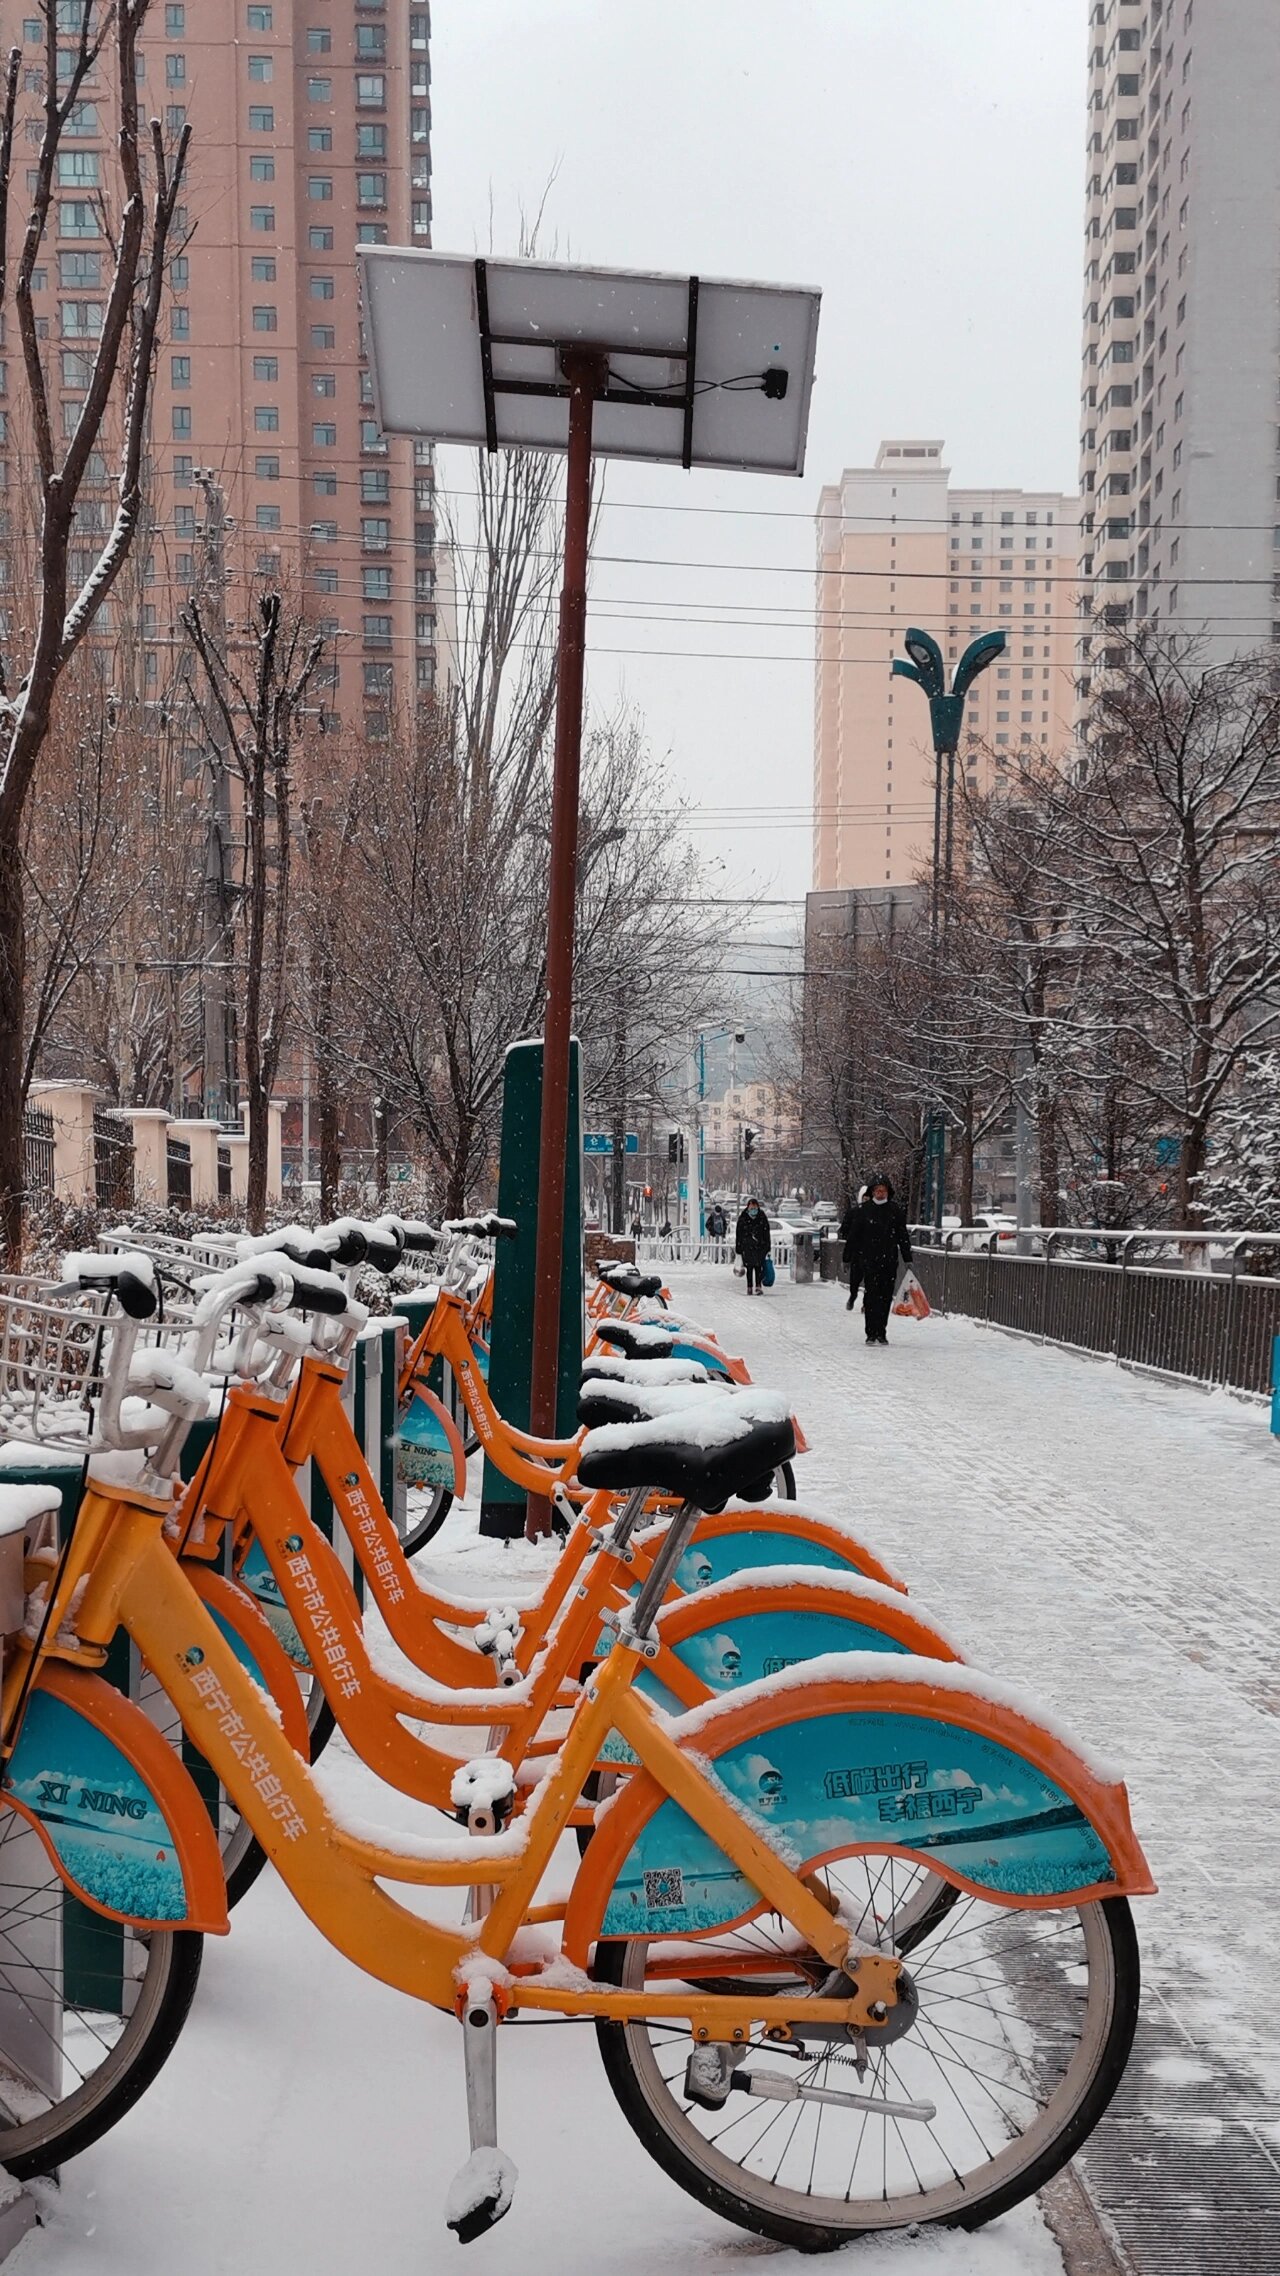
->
(444, 2147, 517, 2243)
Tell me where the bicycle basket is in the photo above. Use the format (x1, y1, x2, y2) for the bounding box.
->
(0, 1278, 114, 1450)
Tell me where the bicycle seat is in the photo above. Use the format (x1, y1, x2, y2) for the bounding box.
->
(593, 1319, 677, 1361)
(597, 1263, 665, 1301)
(577, 1378, 725, 1429)
(580, 1354, 709, 1388)
(578, 1397, 793, 1513)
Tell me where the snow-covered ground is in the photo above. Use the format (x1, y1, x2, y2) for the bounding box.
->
(20, 1267, 1280, 2273)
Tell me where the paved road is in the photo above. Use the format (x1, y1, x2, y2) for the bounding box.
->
(666, 1263, 1280, 2275)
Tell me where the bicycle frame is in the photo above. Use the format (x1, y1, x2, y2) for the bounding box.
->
(6, 1466, 914, 2040)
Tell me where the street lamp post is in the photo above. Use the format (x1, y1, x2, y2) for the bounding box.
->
(695, 1025, 746, 1237)
(891, 625, 1006, 1226)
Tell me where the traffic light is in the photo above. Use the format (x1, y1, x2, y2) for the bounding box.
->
(667, 1132, 685, 1164)
(743, 1126, 758, 1161)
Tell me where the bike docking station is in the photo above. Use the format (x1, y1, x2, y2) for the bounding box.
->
(358, 245, 820, 1542)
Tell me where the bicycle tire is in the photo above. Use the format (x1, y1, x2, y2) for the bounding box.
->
(0, 1805, 204, 2182)
(594, 1891, 1139, 2250)
(400, 1486, 453, 1558)
(775, 1459, 796, 1502)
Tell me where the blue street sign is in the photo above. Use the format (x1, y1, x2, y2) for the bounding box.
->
(583, 1133, 639, 1154)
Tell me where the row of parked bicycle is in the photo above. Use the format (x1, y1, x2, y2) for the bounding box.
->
(0, 1212, 1152, 2249)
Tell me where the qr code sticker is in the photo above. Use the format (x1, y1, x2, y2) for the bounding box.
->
(642, 1867, 685, 1910)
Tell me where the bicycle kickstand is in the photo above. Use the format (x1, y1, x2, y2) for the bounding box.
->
(444, 1995, 517, 2243)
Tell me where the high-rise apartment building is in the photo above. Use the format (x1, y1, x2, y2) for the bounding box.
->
(1077, 0, 1280, 681)
(813, 443, 1079, 892)
(5, 0, 436, 734)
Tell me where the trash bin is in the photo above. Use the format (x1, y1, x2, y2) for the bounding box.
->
(793, 1230, 817, 1284)
(818, 1233, 847, 1284)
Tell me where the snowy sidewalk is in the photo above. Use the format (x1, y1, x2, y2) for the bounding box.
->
(18, 1268, 1280, 2274)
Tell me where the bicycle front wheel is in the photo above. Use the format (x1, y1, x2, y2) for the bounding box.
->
(0, 1800, 202, 2177)
(595, 1881, 1138, 2250)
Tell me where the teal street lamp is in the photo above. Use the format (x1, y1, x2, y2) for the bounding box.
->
(892, 625, 1006, 1226)
(892, 626, 1006, 943)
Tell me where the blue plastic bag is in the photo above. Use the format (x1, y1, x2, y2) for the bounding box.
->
(761, 1253, 776, 1288)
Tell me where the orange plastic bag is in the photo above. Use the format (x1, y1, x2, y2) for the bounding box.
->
(892, 1269, 931, 1320)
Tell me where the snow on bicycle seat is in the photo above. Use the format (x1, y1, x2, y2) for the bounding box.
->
(577, 1377, 728, 1429)
(597, 1262, 665, 1301)
(580, 1354, 709, 1388)
(577, 1391, 794, 1513)
(593, 1319, 677, 1361)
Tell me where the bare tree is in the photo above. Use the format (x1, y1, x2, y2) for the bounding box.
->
(1042, 630, 1280, 1224)
(0, 0, 189, 1259)
(182, 592, 322, 1229)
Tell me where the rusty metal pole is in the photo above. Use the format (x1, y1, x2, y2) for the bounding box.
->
(525, 350, 602, 1539)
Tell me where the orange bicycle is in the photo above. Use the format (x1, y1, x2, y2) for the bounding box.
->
(0, 1257, 1152, 2251)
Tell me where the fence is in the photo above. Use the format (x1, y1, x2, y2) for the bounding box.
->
(637, 1230, 796, 1271)
(166, 1135, 192, 1208)
(92, 1108, 134, 1213)
(21, 1107, 54, 1200)
(909, 1226, 1280, 1396)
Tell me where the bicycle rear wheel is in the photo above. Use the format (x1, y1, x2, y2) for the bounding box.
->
(0, 1799, 202, 2177)
(400, 1486, 454, 1558)
(595, 1878, 1137, 2250)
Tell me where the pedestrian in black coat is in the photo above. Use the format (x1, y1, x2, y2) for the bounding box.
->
(734, 1197, 771, 1294)
(839, 1174, 912, 1343)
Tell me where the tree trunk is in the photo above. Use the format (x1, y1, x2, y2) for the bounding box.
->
(1178, 1118, 1208, 1228)
(0, 832, 26, 1267)
(1038, 1093, 1060, 1228)
(373, 1096, 388, 1207)
(959, 1088, 975, 1224)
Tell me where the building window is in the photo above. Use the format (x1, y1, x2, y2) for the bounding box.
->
(308, 176, 332, 201)
(173, 453, 192, 485)
(170, 352, 190, 387)
(251, 257, 276, 284)
(174, 503, 195, 537)
(255, 454, 280, 481)
(312, 420, 337, 446)
(247, 4, 272, 25)
(314, 566, 338, 593)
(362, 516, 390, 551)
(308, 226, 334, 252)
(247, 54, 272, 80)
(360, 418, 386, 453)
(253, 354, 278, 381)
(310, 519, 338, 542)
(250, 155, 275, 181)
(165, 53, 186, 86)
(356, 124, 387, 157)
(310, 275, 335, 302)
(249, 207, 274, 233)
(256, 503, 281, 530)
(307, 75, 331, 101)
(311, 324, 335, 349)
(356, 74, 386, 106)
(65, 100, 98, 136)
(312, 372, 336, 397)
(412, 199, 431, 236)
(57, 150, 99, 187)
(356, 223, 389, 245)
(355, 23, 386, 53)
(251, 305, 277, 331)
(248, 105, 273, 132)
(361, 469, 390, 503)
(308, 127, 332, 151)
(254, 404, 279, 431)
(172, 404, 191, 436)
(362, 566, 392, 601)
(313, 470, 337, 495)
(364, 662, 392, 699)
(356, 174, 386, 208)
(306, 27, 331, 52)
(363, 614, 392, 647)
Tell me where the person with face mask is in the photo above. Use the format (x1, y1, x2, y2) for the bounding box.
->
(734, 1195, 772, 1294)
(838, 1173, 912, 1344)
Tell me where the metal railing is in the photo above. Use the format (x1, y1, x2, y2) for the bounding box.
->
(92, 1108, 135, 1213)
(636, 1230, 796, 1271)
(22, 1107, 54, 1200)
(909, 1225, 1280, 1395)
(165, 1135, 192, 1209)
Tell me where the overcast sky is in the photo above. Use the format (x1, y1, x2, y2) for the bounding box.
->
(431, 1, 1085, 910)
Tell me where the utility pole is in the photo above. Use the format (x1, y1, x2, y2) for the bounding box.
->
(194, 471, 236, 1124)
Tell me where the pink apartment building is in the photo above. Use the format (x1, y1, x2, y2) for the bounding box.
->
(5, 0, 436, 736)
(812, 441, 1080, 892)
